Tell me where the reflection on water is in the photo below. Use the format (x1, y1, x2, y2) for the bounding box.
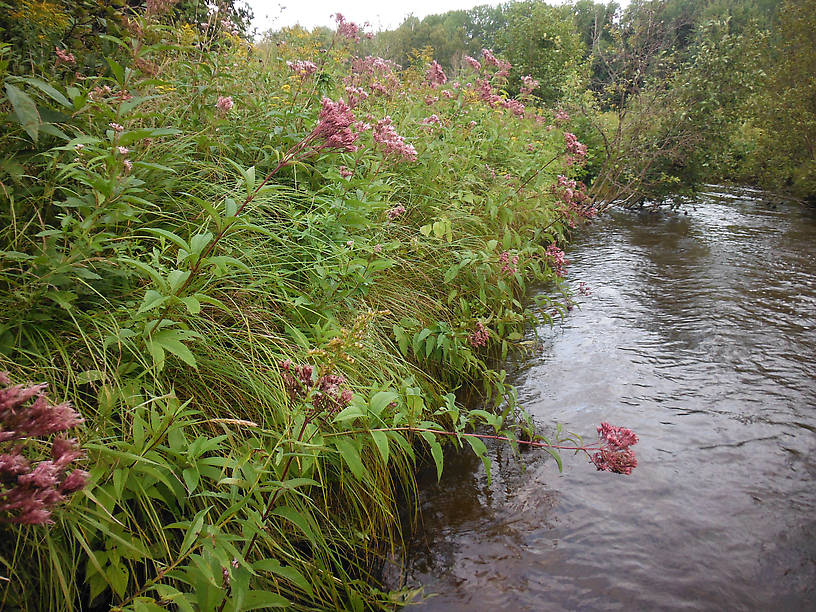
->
(388, 189, 816, 610)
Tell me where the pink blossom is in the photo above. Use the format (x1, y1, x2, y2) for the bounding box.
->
(426, 60, 447, 88)
(372, 243, 383, 254)
(441, 90, 454, 99)
(503, 98, 525, 116)
(463, 55, 481, 71)
(216, 95, 234, 113)
(339, 165, 354, 178)
(334, 13, 360, 42)
(520, 75, 539, 96)
(313, 98, 360, 152)
(117, 146, 129, 156)
(554, 109, 570, 123)
(373, 116, 417, 162)
(123, 159, 133, 174)
(598, 422, 639, 450)
(109, 122, 124, 132)
(468, 120, 477, 128)
(0, 374, 86, 524)
(469, 322, 490, 348)
(499, 251, 519, 275)
(424, 95, 439, 106)
(287, 60, 318, 78)
(564, 132, 587, 166)
(344, 86, 369, 108)
(55, 47, 75, 66)
(546, 244, 568, 277)
(387, 205, 406, 220)
(591, 448, 637, 475)
(422, 114, 441, 126)
(482, 48, 500, 68)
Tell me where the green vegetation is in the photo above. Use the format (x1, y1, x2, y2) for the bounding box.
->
(0, 4, 590, 610)
(1, 0, 813, 609)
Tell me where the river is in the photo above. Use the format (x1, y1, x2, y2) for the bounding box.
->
(389, 188, 816, 610)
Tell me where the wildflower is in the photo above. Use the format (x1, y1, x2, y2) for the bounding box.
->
(577, 281, 592, 296)
(146, 0, 178, 17)
(564, 132, 588, 166)
(74, 143, 84, 152)
(123, 159, 133, 174)
(503, 98, 525, 116)
(521, 75, 539, 96)
(287, 59, 318, 79)
(546, 243, 568, 277)
(554, 109, 570, 123)
(499, 251, 519, 275)
(89, 85, 113, 101)
(55, 47, 75, 66)
(117, 146, 129, 156)
(216, 95, 234, 113)
(372, 243, 383, 254)
(313, 98, 360, 153)
(372, 116, 417, 162)
(387, 205, 406, 220)
(424, 95, 438, 106)
(441, 90, 454, 99)
(0, 373, 86, 524)
(344, 86, 368, 108)
(339, 166, 354, 178)
(426, 60, 447, 88)
(482, 48, 500, 68)
(422, 114, 441, 126)
(463, 55, 481, 71)
(468, 120, 477, 128)
(591, 422, 639, 475)
(334, 13, 360, 42)
(469, 322, 489, 348)
(346, 240, 354, 248)
(109, 122, 124, 132)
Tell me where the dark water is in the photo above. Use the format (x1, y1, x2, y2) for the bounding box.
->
(390, 188, 816, 610)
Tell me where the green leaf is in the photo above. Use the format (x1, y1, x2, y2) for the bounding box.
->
(271, 506, 317, 545)
(17, 77, 71, 107)
(138, 290, 168, 314)
(145, 228, 190, 252)
(240, 591, 291, 610)
(149, 330, 197, 368)
(465, 436, 491, 482)
(5, 83, 40, 142)
(370, 430, 389, 465)
(334, 438, 367, 479)
(179, 296, 201, 315)
(253, 559, 314, 597)
(179, 506, 210, 556)
(368, 391, 397, 416)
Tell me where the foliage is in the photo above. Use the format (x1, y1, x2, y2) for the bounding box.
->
(0, 5, 593, 610)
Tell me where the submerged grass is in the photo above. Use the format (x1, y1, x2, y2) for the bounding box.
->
(0, 11, 595, 610)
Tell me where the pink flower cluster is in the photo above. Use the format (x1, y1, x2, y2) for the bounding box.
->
(577, 281, 592, 296)
(463, 55, 481, 72)
(344, 86, 369, 108)
(482, 48, 500, 68)
(482, 49, 511, 81)
(313, 98, 361, 152)
(424, 95, 438, 106)
(426, 60, 447, 88)
(287, 60, 318, 79)
(564, 132, 588, 166)
(348, 56, 401, 97)
(216, 95, 234, 113)
(441, 89, 454, 99)
(334, 13, 361, 42)
(387, 204, 406, 220)
(279, 361, 353, 414)
(520, 75, 539, 96)
(554, 109, 570, 123)
(503, 98, 525, 117)
(499, 251, 519, 275)
(339, 165, 354, 178)
(591, 422, 639, 475)
(55, 47, 75, 66)
(373, 116, 417, 162)
(422, 114, 441, 126)
(469, 322, 489, 348)
(546, 244, 568, 277)
(554, 175, 596, 223)
(0, 373, 87, 524)
(146, 0, 178, 17)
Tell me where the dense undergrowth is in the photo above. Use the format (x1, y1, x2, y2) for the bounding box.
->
(0, 7, 598, 611)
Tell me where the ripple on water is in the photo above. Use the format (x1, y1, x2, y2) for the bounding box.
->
(391, 192, 816, 610)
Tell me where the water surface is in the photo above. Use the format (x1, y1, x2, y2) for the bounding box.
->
(391, 189, 816, 610)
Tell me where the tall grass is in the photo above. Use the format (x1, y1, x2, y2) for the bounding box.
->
(0, 10, 591, 610)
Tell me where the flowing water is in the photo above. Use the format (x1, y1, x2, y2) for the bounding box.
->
(390, 188, 816, 610)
